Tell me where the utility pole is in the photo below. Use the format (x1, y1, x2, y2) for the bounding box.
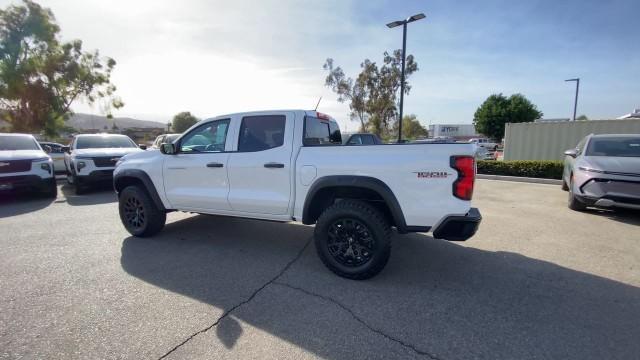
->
(565, 78, 580, 121)
(387, 13, 426, 142)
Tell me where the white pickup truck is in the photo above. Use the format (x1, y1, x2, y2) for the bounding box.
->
(114, 110, 481, 279)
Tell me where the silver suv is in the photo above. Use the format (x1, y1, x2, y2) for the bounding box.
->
(563, 134, 640, 211)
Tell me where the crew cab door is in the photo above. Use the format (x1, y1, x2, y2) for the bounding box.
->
(227, 112, 294, 215)
(163, 118, 233, 211)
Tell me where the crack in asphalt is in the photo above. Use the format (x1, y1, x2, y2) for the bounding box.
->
(157, 236, 312, 360)
(272, 281, 444, 360)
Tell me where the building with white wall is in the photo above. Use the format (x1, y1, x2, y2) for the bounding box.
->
(428, 124, 480, 140)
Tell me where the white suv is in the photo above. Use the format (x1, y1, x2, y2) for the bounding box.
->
(63, 134, 143, 194)
(0, 133, 56, 197)
(469, 138, 499, 150)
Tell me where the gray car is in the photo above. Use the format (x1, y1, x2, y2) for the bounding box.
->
(563, 134, 640, 211)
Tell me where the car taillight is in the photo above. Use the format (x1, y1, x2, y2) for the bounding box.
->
(451, 156, 475, 200)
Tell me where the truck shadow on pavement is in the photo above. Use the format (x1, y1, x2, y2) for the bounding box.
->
(0, 192, 55, 218)
(60, 183, 117, 206)
(120, 215, 640, 360)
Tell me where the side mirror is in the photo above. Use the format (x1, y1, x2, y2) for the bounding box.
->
(160, 143, 176, 155)
(61, 146, 70, 154)
(43, 145, 52, 153)
(564, 149, 578, 158)
(139, 144, 147, 150)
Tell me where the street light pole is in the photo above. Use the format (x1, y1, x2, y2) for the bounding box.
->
(387, 13, 426, 143)
(565, 78, 580, 121)
(398, 22, 407, 144)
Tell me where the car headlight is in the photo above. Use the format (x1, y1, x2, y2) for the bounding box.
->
(76, 161, 86, 172)
(40, 163, 51, 173)
(115, 157, 126, 167)
(578, 166, 604, 174)
(32, 157, 52, 174)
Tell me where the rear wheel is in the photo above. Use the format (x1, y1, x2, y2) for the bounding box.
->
(119, 185, 166, 237)
(314, 200, 391, 280)
(568, 177, 587, 211)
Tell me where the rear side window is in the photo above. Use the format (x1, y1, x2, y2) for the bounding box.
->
(362, 135, 375, 145)
(304, 117, 342, 145)
(238, 115, 286, 152)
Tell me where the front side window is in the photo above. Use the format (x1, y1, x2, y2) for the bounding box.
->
(238, 115, 286, 152)
(304, 117, 342, 146)
(76, 136, 136, 149)
(0, 135, 39, 150)
(180, 119, 230, 153)
(585, 137, 640, 157)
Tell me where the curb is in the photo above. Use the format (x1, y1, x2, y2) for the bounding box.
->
(477, 174, 562, 185)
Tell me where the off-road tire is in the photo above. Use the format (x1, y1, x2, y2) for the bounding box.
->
(314, 199, 391, 280)
(119, 185, 166, 237)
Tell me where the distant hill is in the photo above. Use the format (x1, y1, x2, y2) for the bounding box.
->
(0, 113, 166, 130)
(67, 113, 166, 130)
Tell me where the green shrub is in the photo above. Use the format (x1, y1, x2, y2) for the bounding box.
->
(477, 160, 563, 179)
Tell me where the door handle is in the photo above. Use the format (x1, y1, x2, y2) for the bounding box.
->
(264, 162, 285, 168)
(206, 162, 224, 168)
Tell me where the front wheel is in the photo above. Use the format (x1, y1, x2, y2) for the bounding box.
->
(568, 177, 587, 211)
(43, 179, 57, 198)
(314, 200, 391, 280)
(119, 185, 166, 237)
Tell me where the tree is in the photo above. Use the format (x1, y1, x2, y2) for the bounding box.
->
(576, 114, 588, 121)
(172, 111, 198, 132)
(323, 50, 418, 138)
(391, 114, 427, 141)
(0, 0, 122, 137)
(473, 93, 542, 140)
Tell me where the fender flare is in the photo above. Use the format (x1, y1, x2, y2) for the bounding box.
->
(114, 169, 167, 211)
(302, 175, 418, 233)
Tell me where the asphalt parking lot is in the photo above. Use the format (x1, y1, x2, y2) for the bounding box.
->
(1, 179, 639, 360)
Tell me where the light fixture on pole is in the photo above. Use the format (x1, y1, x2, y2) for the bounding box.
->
(387, 13, 426, 143)
(565, 78, 580, 121)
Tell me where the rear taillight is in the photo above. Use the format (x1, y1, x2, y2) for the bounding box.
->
(451, 156, 475, 200)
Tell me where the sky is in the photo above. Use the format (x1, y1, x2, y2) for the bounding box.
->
(2, 0, 638, 130)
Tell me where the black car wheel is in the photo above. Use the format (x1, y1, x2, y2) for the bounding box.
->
(119, 185, 166, 237)
(315, 200, 391, 280)
(43, 179, 57, 198)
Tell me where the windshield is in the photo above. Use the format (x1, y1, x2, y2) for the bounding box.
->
(585, 137, 640, 157)
(76, 136, 136, 149)
(0, 135, 40, 150)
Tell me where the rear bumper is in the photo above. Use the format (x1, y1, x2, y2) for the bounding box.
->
(432, 208, 482, 241)
(0, 175, 54, 192)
